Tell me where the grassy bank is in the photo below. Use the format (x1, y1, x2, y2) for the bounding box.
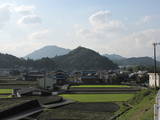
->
(60, 94, 134, 102)
(117, 89, 156, 120)
(71, 85, 130, 88)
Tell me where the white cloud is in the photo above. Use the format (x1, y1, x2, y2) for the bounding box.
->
(142, 16, 152, 23)
(89, 10, 111, 25)
(14, 5, 35, 15)
(76, 28, 160, 57)
(0, 4, 13, 28)
(0, 3, 41, 28)
(137, 16, 153, 25)
(88, 10, 125, 31)
(29, 29, 49, 40)
(17, 15, 41, 25)
(75, 10, 125, 43)
(74, 10, 160, 57)
(114, 29, 160, 57)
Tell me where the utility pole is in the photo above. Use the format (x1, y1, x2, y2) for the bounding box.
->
(153, 42, 160, 88)
(44, 71, 46, 89)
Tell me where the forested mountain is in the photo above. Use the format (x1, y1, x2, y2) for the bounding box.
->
(0, 53, 23, 68)
(25, 45, 71, 60)
(0, 53, 56, 70)
(0, 47, 118, 71)
(2, 48, 158, 71)
(103, 54, 159, 67)
(53, 47, 118, 71)
(116, 57, 160, 66)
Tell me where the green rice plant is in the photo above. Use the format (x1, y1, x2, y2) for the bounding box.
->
(71, 85, 130, 88)
(60, 94, 134, 102)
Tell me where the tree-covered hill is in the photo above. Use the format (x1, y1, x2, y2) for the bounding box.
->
(0, 47, 118, 71)
(53, 47, 118, 71)
(0, 53, 56, 70)
(0, 53, 23, 68)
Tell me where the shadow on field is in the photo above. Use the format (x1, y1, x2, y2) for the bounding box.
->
(56, 102, 119, 112)
(36, 102, 120, 120)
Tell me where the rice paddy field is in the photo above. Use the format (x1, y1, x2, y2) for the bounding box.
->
(0, 89, 13, 98)
(71, 85, 130, 88)
(37, 102, 120, 120)
(60, 94, 134, 102)
(54, 85, 136, 119)
(0, 89, 13, 94)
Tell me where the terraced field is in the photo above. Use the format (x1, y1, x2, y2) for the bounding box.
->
(67, 85, 140, 94)
(60, 94, 134, 102)
(0, 89, 13, 98)
(71, 85, 130, 88)
(0, 89, 13, 94)
(54, 85, 138, 119)
(37, 102, 120, 120)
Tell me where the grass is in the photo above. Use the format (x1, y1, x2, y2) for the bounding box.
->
(71, 85, 130, 88)
(0, 89, 13, 94)
(60, 94, 134, 102)
(117, 89, 156, 120)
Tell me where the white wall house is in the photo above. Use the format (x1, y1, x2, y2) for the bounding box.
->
(148, 73, 160, 88)
(38, 76, 57, 90)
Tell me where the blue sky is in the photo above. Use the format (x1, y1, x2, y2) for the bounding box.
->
(0, 0, 160, 57)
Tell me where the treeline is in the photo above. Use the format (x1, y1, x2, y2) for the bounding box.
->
(0, 53, 56, 71)
(122, 65, 160, 73)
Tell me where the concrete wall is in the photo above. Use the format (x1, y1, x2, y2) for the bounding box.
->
(148, 73, 160, 88)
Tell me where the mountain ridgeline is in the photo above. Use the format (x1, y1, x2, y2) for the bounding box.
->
(25, 45, 71, 60)
(103, 54, 126, 62)
(0, 53, 56, 71)
(0, 53, 23, 68)
(0, 47, 117, 71)
(0, 46, 158, 71)
(53, 47, 118, 71)
(103, 53, 159, 67)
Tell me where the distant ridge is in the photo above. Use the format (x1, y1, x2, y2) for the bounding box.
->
(24, 45, 71, 60)
(116, 56, 160, 67)
(103, 54, 126, 61)
(103, 53, 160, 67)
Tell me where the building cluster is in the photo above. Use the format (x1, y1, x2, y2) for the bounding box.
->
(0, 67, 158, 90)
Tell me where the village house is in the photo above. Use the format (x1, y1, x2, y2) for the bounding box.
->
(69, 71, 82, 83)
(79, 71, 100, 84)
(22, 71, 44, 81)
(38, 74, 57, 90)
(98, 70, 109, 83)
(38, 70, 67, 90)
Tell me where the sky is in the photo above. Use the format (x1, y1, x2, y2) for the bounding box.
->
(0, 0, 160, 58)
